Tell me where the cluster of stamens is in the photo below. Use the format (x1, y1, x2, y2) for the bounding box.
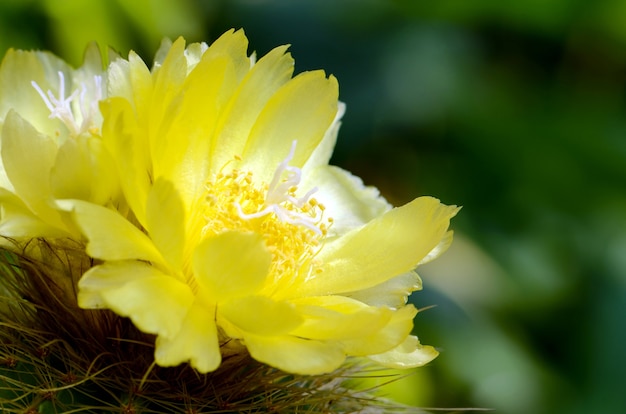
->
(202, 142, 333, 285)
(32, 71, 103, 137)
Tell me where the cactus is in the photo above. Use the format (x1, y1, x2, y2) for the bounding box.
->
(0, 241, 419, 413)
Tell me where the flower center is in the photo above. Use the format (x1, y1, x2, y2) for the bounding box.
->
(32, 71, 103, 137)
(202, 142, 332, 289)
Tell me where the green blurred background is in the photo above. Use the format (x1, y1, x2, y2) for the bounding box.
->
(2, 1, 625, 413)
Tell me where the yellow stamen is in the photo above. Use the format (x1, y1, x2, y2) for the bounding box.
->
(200, 143, 333, 289)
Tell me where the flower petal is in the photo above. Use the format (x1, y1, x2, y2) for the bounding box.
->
(79, 261, 193, 338)
(50, 135, 119, 205)
(57, 199, 165, 264)
(0, 49, 68, 136)
(368, 335, 439, 369)
(150, 51, 234, 206)
(0, 188, 66, 238)
(219, 295, 302, 336)
(244, 334, 345, 375)
(289, 295, 392, 341)
(301, 165, 391, 237)
(200, 29, 250, 82)
(192, 231, 271, 301)
(345, 271, 422, 308)
(100, 97, 152, 226)
(295, 196, 459, 296)
(241, 71, 339, 182)
(419, 230, 455, 265)
(301, 101, 345, 171)
(145, 178, 186, 268)
(154, 300, 221, 373)
(1, 111, 65, 229)
(339, 305, 417, 356)
(209, 43, 294, 172)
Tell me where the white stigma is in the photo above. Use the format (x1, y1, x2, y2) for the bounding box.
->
(236, 140, 321, 234)
(32, 71, 103, 137)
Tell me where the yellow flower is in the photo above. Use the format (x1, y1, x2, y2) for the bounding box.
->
(60, 30, 459, 375)
(0, 44, 119, 239)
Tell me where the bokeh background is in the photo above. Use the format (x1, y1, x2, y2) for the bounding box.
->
(2, 1, 625, 413)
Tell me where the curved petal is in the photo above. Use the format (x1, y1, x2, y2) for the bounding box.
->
(200, 29, 250, 83)
(289, 295, 392, 341)
(368, 335, 439, 369)
(150, 53, 233, 206)
(192, 231, 271, 301)
(50, 135, 119, 205)
(301, 165, 391, 237)
(344, 271, 422, 308)
(0, 49, 68, 137)
(0, 188, 67, 238)
(209, 44, 294, 172)
(57, 199, 165, 265)
(301, 101, 345, 171)
(419, 229, 455, 265)
(1, 111, 65, 229)
(100, 98, 152, 226)
(219, 295, 302, 336)
(154, 300, 221, 373)
(78, 261, 193, 338)
(151, 37, 187, 110)
(241, 71, 339, 182)
(339, 305, 417, 356)
(295, 197, 459, 296)
(182, 41, 209, 71)
(107, 50, 152, 113)
(244, 334, 345, 375)
(146, 178, 186, 268)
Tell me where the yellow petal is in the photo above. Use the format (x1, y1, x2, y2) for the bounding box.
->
(151, 53, 234, 206)
(244, 334, 345, 375)
(84, 136, 120, 205)
(219, 295, 302, 336)
(368, 335, 439, 369)
(154, 300, 221, 373)
(145, 178, 185, 268)
(100, 98, 152, 226)
(179, 41, 207, 70)
(345, 271, 422, 308)
(57, 199, 164, 264)
(76, 41, 105, 76)
(301, 165, 391, 237)
(210, 44, 294, 172)
(152, 37, 187, 107)
(153, 38, 173, 67)
(339, 305, 417, 356)
(241, 71, 339, 182)
(201, 29, 250, 83)
(50, 135, 119, 205)
(107, 50, 153, 113)
(295, 197, 459, 296)
(107, 57, 133, 103)
(192, 231, 271, 301)
(0, 188, 67, 238)
(0, 49, 68, 136)
(289, 295, 392, 341)
(77, 260, 162, 308)
(301, 101, 345, 171)
(419, 229, 455, 265)
(79, 261, 193, 338)
(1, 111, 66, 230)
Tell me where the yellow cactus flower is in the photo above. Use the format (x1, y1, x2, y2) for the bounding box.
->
(60, 30, 459, 375)
(0, 44, 119, 239)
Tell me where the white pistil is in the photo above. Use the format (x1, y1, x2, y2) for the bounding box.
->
(236, 141, 322, 234)
(31, 71, 103, 137)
